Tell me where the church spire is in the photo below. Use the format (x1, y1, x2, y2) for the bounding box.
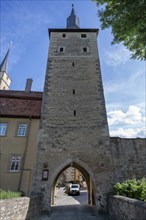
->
(0, 44, 11, 72)
(66, 4, 80, 29)
(0, 44, 12, 90)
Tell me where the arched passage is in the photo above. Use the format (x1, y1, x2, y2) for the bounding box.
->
(51, 161, 95, 206)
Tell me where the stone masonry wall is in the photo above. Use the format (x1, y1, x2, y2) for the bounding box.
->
(31, 30, 146, 212)
(0, 197, 42, 220)
(0, 197, 29, 220)
(109, 195, 146, 220)
(110, 138, 146, 183)
(31, 30, 115, 212)
(26, 196, 42, 220)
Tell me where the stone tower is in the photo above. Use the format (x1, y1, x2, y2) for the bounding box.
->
(31, 5, 114, 212)
(0, 46, 12, 90)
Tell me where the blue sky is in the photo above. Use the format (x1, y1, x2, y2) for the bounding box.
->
(0, 0, 145, 138)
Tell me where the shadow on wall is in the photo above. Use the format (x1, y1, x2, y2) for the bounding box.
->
(26, 196, 42, 219)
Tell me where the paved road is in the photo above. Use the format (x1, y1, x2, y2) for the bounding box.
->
(39, 187, 111, 220)
(54, 186, 88, 206)
(40, 204, 110, 220)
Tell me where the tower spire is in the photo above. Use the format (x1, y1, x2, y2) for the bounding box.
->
(0, 44, 12, 90)
(66, 4, 80, 29)
(0, 43, 11, 72)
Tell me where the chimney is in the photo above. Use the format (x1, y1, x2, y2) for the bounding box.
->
(25, 78, 33, 92)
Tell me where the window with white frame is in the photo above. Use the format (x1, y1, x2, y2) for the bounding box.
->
(10, 155, 22, 172)
(17, 124, 27, 136)
(0, 123, 7, 136)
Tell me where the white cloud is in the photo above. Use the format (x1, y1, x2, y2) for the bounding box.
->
(110, 127, 146, 138)
(108, 105, 143, 126)
(108, 105, 146, 138)
(103, 45, 131, 66)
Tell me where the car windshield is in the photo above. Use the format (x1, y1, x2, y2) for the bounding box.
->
(71, 185, 79, 188)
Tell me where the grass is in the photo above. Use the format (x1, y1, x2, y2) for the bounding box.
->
(0, 189, 21, 199)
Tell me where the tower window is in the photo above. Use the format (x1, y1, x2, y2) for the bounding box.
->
(72, 62, 75, 66)
(58, 46, 65, 52)
(59, 47, 64, 52)
(74, 110, 76, 116)
(81, 34, 86, 38)
(73, 89, 75, 94)
(83, 47, 87, 52)
(62, 34, 66, 38)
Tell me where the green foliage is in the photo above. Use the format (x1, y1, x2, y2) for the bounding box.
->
(114, 178, 146, 202)
(0, 189, 21, 199)
(93, 0, 146, 60)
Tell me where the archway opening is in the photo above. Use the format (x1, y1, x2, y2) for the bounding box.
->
(51, 162, 95, 207)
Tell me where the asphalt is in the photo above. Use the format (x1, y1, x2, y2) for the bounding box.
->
(35, 187, 111, 220)
(40, 205, 111, 220)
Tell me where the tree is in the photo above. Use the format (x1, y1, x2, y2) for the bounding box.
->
(93, 0, 146, 60)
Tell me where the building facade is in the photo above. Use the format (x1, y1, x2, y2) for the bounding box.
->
(30, 5, 115, 212)
(0, 85, 42, 195)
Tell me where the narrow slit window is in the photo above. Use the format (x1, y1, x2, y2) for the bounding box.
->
(72, 62, 75, 66)
(74, 110, 76, 116)
(73, 89, 75, 94)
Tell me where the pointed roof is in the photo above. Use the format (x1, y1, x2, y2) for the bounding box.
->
(66, 4, 80, 29)
(0, 46, 11, 72)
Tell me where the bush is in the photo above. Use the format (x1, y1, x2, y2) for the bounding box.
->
(114, 178, 146, 202)
(0, 189, 21, 199)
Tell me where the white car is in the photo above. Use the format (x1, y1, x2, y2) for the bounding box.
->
(68, 184, 80, 195)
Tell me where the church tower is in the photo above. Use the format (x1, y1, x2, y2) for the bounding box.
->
(0, 46, 12, 90)
(31, 5, 114, 212)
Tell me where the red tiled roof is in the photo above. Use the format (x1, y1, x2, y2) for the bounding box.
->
(0, 90, 43, 118)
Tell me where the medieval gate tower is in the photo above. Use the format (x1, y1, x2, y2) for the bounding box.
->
(31, 5, 114, 212)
